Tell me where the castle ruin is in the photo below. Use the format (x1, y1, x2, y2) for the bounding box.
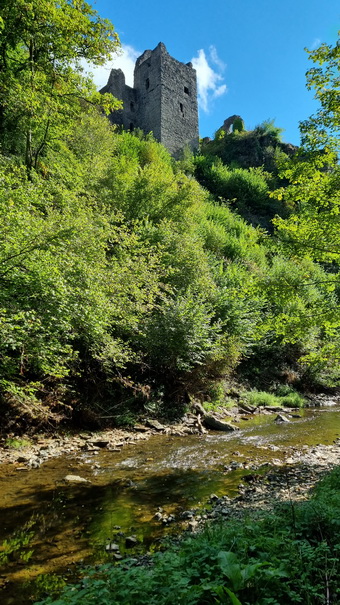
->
(101, 42, 199, 157)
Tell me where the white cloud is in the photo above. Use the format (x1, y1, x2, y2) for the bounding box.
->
(209, 45, 226, 72)
(310, 37, 321, 50)
(83, 44, 141, 89)
(191, 46, 227, 113)
(213, 84, 227, 98)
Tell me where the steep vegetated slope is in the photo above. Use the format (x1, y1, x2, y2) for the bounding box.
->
(0, 3, 338, 430)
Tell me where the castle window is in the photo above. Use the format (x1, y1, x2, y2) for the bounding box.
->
(179, 102, 184, 114)
(130, 101, 135, 111)
(145, 78, 150, 90)
(184, 86, 190, 95)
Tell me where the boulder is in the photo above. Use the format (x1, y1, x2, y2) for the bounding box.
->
(146, 420, 165, 431)
(203, 415, 239, 431)
(275, 414, 290, 423)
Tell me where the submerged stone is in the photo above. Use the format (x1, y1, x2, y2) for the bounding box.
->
(64, 474, 89, 483)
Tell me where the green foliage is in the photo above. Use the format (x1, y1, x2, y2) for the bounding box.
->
(29, 574, 67, 602)
(35, 466, 340, 605)
(200, 125, 293, 175)
(300, 32, 340, 153)
(0, 517, 37, 566)
(270, 34, 340, 372)
(0, 0, 121, 173)
(254, 119, 284, 142)
(279, 391, 305, 408)
(143, 291, 221, 373)
(244, 390, 280, 407)
(194, 156, 285, 226)
(0, 5, 338, 424)
(272, 154, 340, 265)
(5, 437, 31, 449)
(232, 117, 245, 133)
(243, 388, 305, 408)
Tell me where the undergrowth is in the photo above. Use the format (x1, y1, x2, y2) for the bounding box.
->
(244, 388, 305, 409)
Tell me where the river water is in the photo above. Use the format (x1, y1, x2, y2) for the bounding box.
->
(0, 406, 339, 603)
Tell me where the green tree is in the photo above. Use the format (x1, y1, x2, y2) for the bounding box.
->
(299, 33, 340, 153)
(0, 0, 121, 174)
(273, 32, 340, 264)
(271, 34, 340, 376)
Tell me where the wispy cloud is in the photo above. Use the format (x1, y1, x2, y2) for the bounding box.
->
(83, 44, 141, 89)
(310, 37, 321, 50)
(191, 46, 227, 113)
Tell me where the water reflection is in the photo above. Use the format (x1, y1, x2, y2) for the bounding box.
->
(0, 407, 339, 604)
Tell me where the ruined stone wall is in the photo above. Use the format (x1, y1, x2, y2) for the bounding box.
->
(100, 69, 137, 130)
(158, 45, 198, 157)
(133, 45, 162, 141)
(101, 43, 199, 156)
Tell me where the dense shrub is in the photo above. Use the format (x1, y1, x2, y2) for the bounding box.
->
(194, 156, 287, 228)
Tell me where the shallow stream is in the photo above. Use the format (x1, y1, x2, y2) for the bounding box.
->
(0, 407, 339, 604)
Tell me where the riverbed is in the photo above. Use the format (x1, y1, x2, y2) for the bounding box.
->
(0, 406, 339, 604)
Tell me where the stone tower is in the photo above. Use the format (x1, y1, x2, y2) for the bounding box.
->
(101, 42, 199, 157)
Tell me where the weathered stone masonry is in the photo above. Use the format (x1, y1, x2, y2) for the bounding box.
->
(101, 42, 199, 157)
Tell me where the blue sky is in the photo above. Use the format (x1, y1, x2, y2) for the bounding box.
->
(91, 0, 339, 145)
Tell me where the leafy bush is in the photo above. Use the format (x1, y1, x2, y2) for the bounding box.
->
(195, 156, 271, 213)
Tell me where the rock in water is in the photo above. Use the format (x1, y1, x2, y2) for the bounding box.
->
(64, 474, 89, 483)
(275, 414, 290, 423)
(203, 415, 239, 431)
